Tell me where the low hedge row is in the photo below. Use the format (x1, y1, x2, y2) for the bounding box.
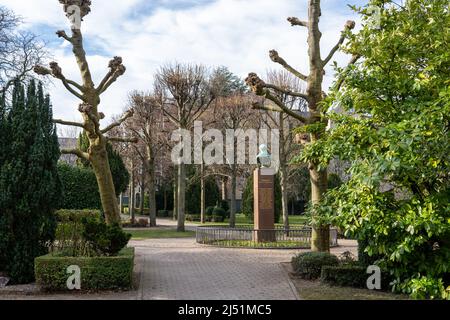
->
(185, 214, 225, 222)
(321, 264, 394, 291)
(55, 209, 102, 223)
(35, 247, 135, 291)
(291, 252, 339, 279)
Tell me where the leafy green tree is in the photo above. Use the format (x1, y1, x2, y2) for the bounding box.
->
(307, 0, 450, 299)
(0, 81, 61, 283)
(185, 176, 220, 215)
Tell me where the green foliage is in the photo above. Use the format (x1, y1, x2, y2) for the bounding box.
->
(308, 0, 450, 299)
(57, 163, 102, 210)
(185, 176, 220, 214)
(205, 206, 215, 216)
(242, 174, 282, 223)
(35, 247, 134, 291)
(320, 265, 368, 288)
(53, 209, 103, 257)
(81, 218, 131, 257)
(157, 210, 169, 218)
(291, 252, 339, 280)
(0, 81, 61, 284)
(212, 206, 227, 220)
(77, 132, 129, 196)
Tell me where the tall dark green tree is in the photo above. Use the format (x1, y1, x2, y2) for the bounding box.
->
(0, 80, 61, 283)
(77, 131, 129, 197)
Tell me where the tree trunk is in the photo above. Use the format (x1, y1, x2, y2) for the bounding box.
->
(221, 177, 227, 201)
(140, 163, 145, 215)
(200, 162, 205, 224)
(177, 163, 186, 232)
(90, 144, 121, 225)
(229, 165, 237, 228)
(173, 170, 178, 221)
(119, 193, 124, 214)
(310, 164, 329, 252)
(278, 113, 289, 230)
(129, 161, 135, 224)
(147, 148, 157, 228)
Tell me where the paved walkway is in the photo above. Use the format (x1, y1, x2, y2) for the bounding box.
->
(0, 221, 358, 300)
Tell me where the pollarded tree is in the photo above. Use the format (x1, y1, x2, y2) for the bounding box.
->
(154, 64, 216, 232)
(309, 0, 450, 299)
(34, 0, 135, 224)
(246, 0, 356, 251)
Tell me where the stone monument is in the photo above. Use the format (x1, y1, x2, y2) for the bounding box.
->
(254, 144, 276, 242)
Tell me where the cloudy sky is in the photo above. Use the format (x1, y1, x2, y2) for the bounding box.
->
(1, 0, 367, 134)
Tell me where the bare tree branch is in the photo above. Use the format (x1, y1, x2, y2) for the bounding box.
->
(287, 17, 308, 27)
(269, 50, 308, 81)
(53, 119, 86, 129)
(107, 136, 138, 143)
(322, 20, 355, 67)
(97, 57, 126, 94)
(101, 108, 134, 134)
(61, 148, 89, 160)
(34, 63, 84, 100)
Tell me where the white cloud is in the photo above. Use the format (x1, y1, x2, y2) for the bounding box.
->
(1, 0, 362, 133)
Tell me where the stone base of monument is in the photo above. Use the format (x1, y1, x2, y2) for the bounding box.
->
(253, 168, 276, 243)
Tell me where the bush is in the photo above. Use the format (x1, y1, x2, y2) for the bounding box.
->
(35, 247, 135, 291)
(321, 265, 368, 288)
(205, 206, 215, 216)
(291, 252, 339, 279)
(52, 210, 103, 257)
(57, 163, 102, 210)
(211, 215, 225, 223)
(157, 210, 169, 218)
(186, 214, 201, 222)
(321, 264, 395, 291)
(82, 219, 131, 256)
(219, 200, 230, 212)
(121, 218, 149, 228)
(55, 209, 102, 223)
(185, 176, 220, 214)
(212, 206, 227, 220)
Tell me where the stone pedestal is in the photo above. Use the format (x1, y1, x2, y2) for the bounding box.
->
(253, 168, 276, 243)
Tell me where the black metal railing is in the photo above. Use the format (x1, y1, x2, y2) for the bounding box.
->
(196, 226, 338, 249)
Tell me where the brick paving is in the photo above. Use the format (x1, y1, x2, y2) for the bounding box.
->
(0, 223, 357, 300)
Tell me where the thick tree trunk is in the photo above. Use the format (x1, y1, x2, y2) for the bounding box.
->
(229, 165, 237, 228)
(177, 163, 186, 232)
(140, 164, 145, 215)
(309, 163, 329, 252)
(90, 145, 121, 225)
(147, 149, 157, 228)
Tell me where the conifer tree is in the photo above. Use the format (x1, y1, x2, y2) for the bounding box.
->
(0, 80, 61, 283)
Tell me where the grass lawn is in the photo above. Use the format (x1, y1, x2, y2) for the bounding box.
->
(126, 229, 195, 240)
(192, 214, 310, 227)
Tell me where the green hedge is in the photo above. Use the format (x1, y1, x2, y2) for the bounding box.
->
(291, 252, 339, 280)
(35, 247, 135, 291)
(57, 163, 102, 210)
(53, 210, 103, 256)
(321, 264, 394, 291)
(321, 265, 368, 288)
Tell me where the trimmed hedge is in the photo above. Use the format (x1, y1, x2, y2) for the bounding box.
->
(321, 265, 368, 288)
(55, 209, 102, 223)
(57, 163, 102, 210)
(321, 264, 394, 291)
(53, 210, 103, 256)
(35, 247, 135, 291)
(291, 252, 339, 280)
